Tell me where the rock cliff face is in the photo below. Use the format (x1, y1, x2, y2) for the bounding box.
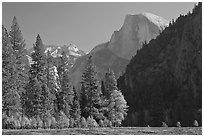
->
(108, 13, 168, 60)
(71, 42, 129, 88)
(71, 13, 168, 88)
(118, 3, 202, 127)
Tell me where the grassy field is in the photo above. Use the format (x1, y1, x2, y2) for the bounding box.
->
(2, 127, 202, 135)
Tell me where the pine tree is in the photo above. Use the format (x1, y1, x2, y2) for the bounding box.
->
(57, 51, 74, 117)
(45, 51, 60, 116)
(104, 70, 118, 99)
(103, 70, 127, 126)
(70, 87, 81, 127)
(9, 17, 29, 116)
(2, 25, 21, 116)
(24, 78, 43, 118)
(80, 56, 102, 120)
(9, 16, 26, 52)
(80, 83, 89, 118)
(103, 70, 128, 127)
(24, 35, 51, 122)
(101, 81, 106, 98)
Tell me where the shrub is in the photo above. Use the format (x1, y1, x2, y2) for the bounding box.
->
(42, 116, 52, 129)
(87, 116, 99, 128)
(21, 116, 31, 129)
(2, 114, 9, 129)
(76, 120, 81, 128)
(14, 118, 21, 129)
(147, 125, 150, 128)
(99, 119, 104, 127)
(176, 121, 181, 127)
(5, 115, 21, 129)
(162, 122, 168, 127)
(36, 116, 43, 129)
(81, 117, 87, 128)
(103, 118, 112, 127)
(193, 120, 199, 127)
(69, 118, 75, 128)
(57, 112, 69, 129)
(30, 117, 38, 129)
(50, 116, 57, 129)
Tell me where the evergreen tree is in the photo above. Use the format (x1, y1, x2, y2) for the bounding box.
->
(101, 81, 106, 97)
(104, 70, 118, 99)
(57, 51, 74, 117)
(102, 70, 127, 125)
(9, 16, 29, 112)
(103, 69, 128, 126)
(24, 78, 43, 118)
(24, 35, 51, 122)
(45, 51, 60, 115)
(2, 25, 21, 116)
(80, 83, 89, 118)
(80, 56, 101, 120)
(70, 87, 81, 127)
(108, 89, 128, 127)
(9, 16, 26, 52)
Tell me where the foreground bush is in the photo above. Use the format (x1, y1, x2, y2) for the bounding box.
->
(2, 114, 21, 129)
(21, 116, 31, 129)
(103, 118, 112, 127)
(87, 116, 99, 128)
(162, 122, 168, 127)
(176, 121, 181, 127)
(193, 120, 199, 127)
(50, 116, 57, 129)
(69, 118, 75, 128)
(30, 117, 38, 129)
(56, 112, 69, 129)
(99, 119, 104, 127)
(81, 117, 88, 128)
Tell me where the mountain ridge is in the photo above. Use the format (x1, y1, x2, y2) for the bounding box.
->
(71, 12, 168, 89)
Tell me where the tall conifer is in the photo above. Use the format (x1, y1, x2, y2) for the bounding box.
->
(57, 51, 74, 117)
(2, 25, 21, 116)
(80, 56, 101, 119)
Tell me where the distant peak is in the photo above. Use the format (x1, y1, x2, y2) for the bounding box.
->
(68, 43, 79, 52)
(140, 12, 169, 27)
(124, 12, 169, 29)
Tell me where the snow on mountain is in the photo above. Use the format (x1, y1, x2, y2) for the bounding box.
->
(27, 44, 86, 70)
(141, 12, 169, 29)
(26, 55, 33, 65)
(51, 48, 60, 57)
(45, 47, 52, 53)
(68, 44, 79, 52)
(44, 44, 86, 58)
(69, 50, 81, 57)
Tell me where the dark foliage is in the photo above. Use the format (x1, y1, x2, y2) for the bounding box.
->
(118, 3, 202, 127)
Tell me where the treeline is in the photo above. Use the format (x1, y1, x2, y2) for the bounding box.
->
(118, 3, 202, 127)
(2, 17, 128, 129)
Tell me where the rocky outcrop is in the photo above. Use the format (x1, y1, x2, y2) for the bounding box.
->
(70, 13, 168, 88)
(108, 13, 168, 60)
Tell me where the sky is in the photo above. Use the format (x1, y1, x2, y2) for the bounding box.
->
(2, 2, 196, 52)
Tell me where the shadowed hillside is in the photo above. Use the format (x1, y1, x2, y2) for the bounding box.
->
(118, 3, 202, 127)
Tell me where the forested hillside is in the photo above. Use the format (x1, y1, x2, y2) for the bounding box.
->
(2, 17, 128, 129)
(118, 3, 202, 127)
